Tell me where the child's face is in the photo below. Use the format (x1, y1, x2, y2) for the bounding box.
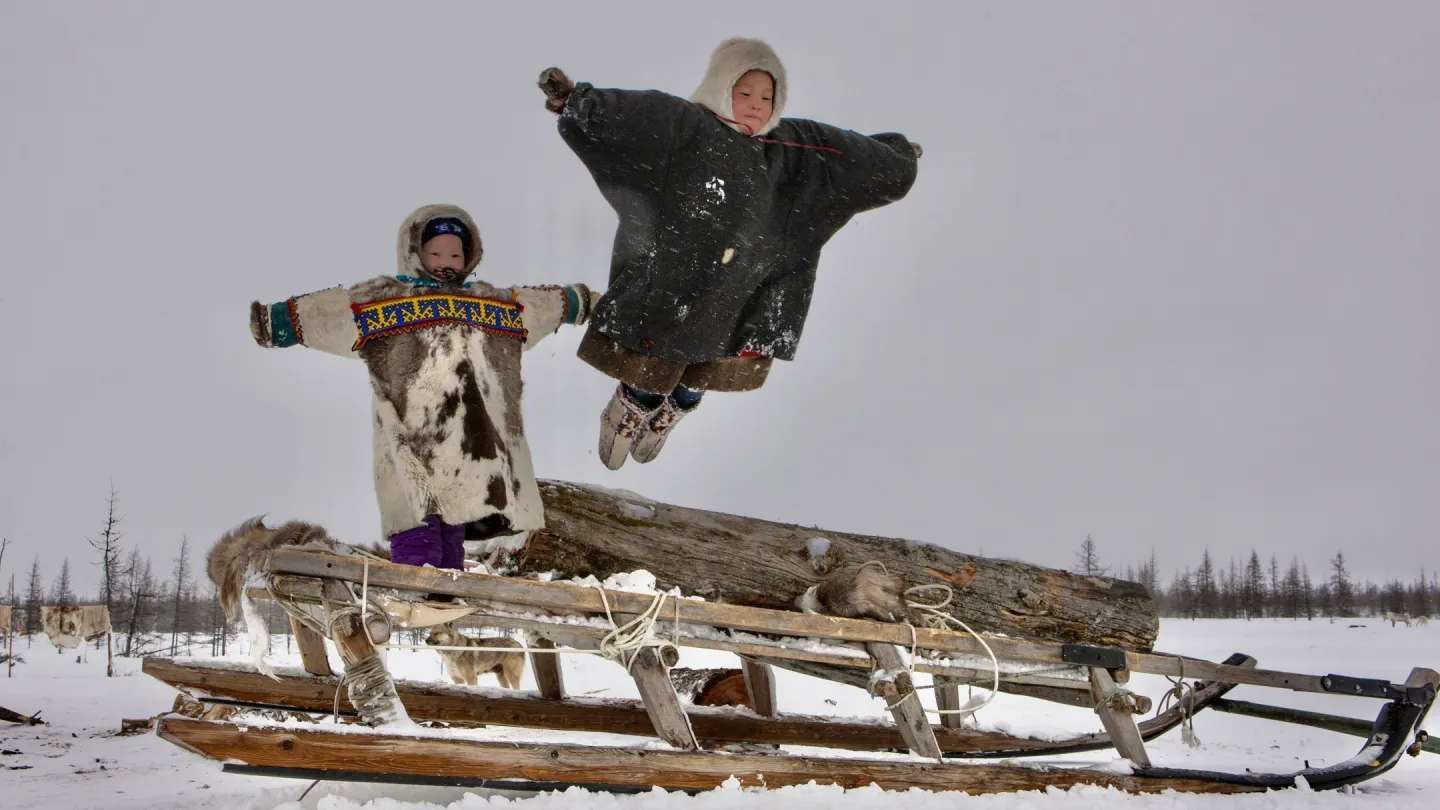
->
(421, 233, 466, 281)
(731, 70, 774, 135)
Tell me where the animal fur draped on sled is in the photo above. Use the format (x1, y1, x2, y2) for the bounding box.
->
(206, 516, 383, 678)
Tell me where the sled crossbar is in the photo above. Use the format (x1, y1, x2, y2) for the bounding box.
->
(268, 549, 1415, 700)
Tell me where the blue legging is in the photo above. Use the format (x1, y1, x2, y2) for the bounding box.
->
(624, 383, 704, 410)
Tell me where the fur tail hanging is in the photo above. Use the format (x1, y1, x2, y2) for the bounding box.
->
(205, 515, 348, 679)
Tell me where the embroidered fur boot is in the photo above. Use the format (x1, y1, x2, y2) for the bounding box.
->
(598, 384, 659, 470)
(629, 395, 698, 464)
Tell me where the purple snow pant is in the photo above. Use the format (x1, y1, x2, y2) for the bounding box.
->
(388, 514, 465, 570)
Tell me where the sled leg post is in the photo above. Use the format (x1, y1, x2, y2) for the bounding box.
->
(741, 658, 778, 717)
(320, 580, 407, 726)
(289, 615, 332, 677)
(628, 647, 699, 750)
(529, 637, 565, 700)
(866, 642, 942, 760)
(1089, 666, 1151, 768)
(933, 676, 967, 730)
(612, 613, 697, 750)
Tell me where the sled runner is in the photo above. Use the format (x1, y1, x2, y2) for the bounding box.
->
(145, 496, 1438, 797)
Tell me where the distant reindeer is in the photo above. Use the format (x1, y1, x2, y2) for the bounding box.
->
(1384, 611, 1412, 628)
(1416, 615, 1431, 628)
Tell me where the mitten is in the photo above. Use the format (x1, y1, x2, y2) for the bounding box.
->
(538, 67, 575, 114)
(249, 300, 273, 347)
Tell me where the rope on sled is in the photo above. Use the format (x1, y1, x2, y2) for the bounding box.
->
(592, 583, 681, 672)
(852, 561, 1002, 720)
(1156, 656, 1202, 749)
(351, 556, 681, 671)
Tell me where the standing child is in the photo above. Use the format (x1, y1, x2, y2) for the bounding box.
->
(539, 37, 920, 469)
(248, 204, 599, 570)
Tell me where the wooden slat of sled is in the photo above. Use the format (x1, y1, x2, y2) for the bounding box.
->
(155, 717, 1260, 795)
(142, 656, 1249, 756)
(249, 581, 1098, 709)
(268, 550, 1351, 698)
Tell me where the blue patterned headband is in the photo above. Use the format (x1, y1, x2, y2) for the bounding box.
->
(421, 217, 472, 258)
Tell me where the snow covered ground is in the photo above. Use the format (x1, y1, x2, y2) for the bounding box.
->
(1, 618, 1435, 810)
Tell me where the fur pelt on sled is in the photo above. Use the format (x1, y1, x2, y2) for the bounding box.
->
(206, 516, 385, 678)
(795, 563, 912, 624)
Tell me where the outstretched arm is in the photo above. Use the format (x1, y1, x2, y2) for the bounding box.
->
(249, 286, 361, 359)
(786, 120, 921, 215)
(512, 283, 600, 351)
(539, 67, 695, 174)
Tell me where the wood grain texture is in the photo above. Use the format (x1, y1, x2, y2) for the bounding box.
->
(517, 481, 1158, 650)
(271, 549, 1345, 697)
(156, 717, 1263, 794)
(143, 657, 1246, 757)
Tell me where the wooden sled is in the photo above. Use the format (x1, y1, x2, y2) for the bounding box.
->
(145, 547, 1438, 796)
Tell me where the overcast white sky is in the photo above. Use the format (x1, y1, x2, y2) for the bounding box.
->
(2, 2, 1436, 596)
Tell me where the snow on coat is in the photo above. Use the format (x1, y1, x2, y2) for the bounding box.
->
(557, 38, 918, 365)
(256, 204, 597, 539)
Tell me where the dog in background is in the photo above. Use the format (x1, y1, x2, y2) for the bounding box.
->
(426, 623, 527, 688)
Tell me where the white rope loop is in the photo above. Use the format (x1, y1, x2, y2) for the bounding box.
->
(344, 556, 1000, 722)
(353, 557, 680, 668)
(850, 561, 1003, 721)
(1157, 657, 1202, 749)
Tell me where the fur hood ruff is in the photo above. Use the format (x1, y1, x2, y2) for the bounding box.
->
(397, 203, 484, 281)
(688, 37, 788, 136)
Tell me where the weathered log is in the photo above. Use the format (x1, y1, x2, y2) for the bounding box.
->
(669, 667, 753, 709)
(0, 704, 43, 725)
(511, 481, 1158, 651)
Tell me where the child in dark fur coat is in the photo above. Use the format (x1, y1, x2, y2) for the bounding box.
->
(538, 37, 920, 470)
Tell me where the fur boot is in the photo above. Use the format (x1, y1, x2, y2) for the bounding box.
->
(597, 384, 659, 470)
(629, 395, 697, 464)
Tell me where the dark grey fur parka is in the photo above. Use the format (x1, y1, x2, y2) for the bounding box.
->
(558, 38, 919, 372)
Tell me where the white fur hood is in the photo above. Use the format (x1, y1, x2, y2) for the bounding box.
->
(396, 203, 484, 280)
(688, 37, 787, 136)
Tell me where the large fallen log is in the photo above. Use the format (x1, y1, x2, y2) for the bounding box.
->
(668, 667, 753, 708)
(503, 481, 1158, 651)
